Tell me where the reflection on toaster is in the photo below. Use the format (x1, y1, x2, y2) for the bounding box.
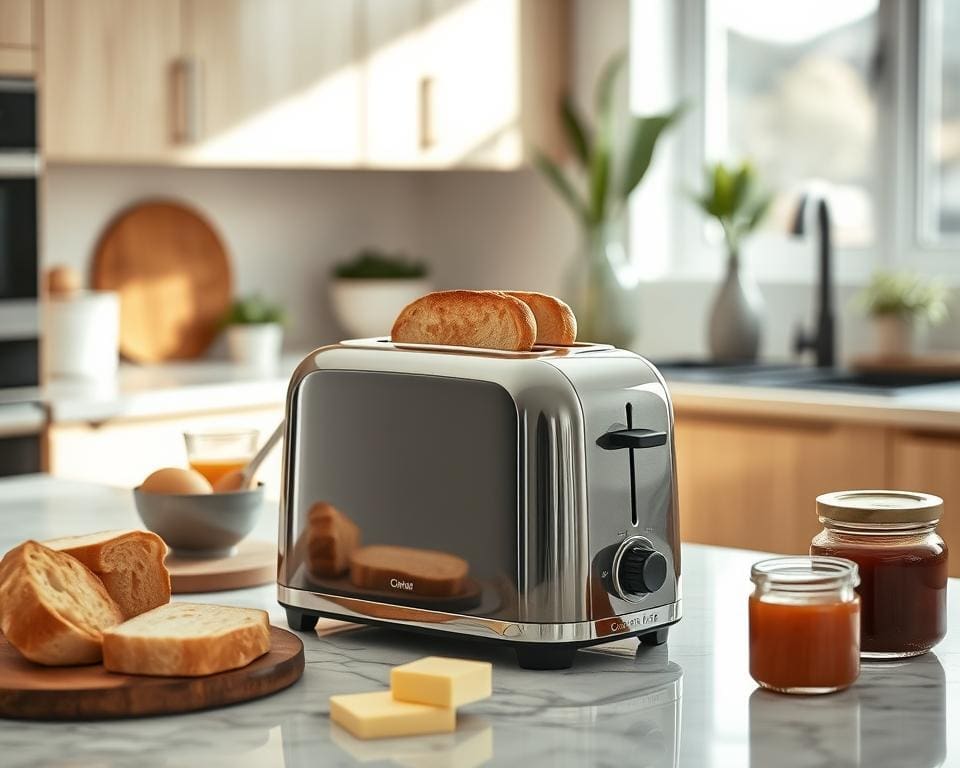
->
(299, 501, 483, 611)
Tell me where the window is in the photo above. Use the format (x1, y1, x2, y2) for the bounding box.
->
(644, 0, 960, 282)
(707, 0, 880, 247)
(920, 0, 960, 243)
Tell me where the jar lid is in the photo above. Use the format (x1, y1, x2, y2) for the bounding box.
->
(816, 490, 943, 524)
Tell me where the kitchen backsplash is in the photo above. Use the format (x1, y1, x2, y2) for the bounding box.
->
(43, 163, 960, 362)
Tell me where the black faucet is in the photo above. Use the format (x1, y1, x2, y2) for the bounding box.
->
(791, 195, 835, 368)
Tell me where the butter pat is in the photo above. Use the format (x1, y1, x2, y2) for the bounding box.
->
(391, 656, 493, 708)
(329, 691, 455, 739)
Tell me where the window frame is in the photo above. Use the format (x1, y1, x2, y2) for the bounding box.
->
(648, 0, 960, 286)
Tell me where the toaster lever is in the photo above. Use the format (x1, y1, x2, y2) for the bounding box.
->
(598, 428, 667, 450)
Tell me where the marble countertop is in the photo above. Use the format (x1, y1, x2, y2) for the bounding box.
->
(0, 354, 310, 424)
(0, 475, 956, 767)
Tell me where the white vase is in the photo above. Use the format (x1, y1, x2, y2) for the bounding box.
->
(871, 315, 914, 357)
(226, 323, 283, 371)
(330, 278, 432, 339)
(708, 252, 763, 362)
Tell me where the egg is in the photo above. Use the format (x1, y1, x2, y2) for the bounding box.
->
(140, 467, 213, 495)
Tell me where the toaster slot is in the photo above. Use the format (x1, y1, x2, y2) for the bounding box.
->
(596, 403, 667, 527)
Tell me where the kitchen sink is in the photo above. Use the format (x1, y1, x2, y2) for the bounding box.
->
(653, 360, 960, 396)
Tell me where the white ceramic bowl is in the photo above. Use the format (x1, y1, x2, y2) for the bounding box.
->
(329, 278, 431, 338)
(133, 484, 265, 557)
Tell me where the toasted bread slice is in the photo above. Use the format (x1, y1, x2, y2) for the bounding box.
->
(44, 530, 171, 619)
(307, 502, 361, 578)
(504, 291, 578, 345)
(350, 545, 469, 597)
(102, 602, 270, 677)
(0, 541, 123, 665)
(391, 290, 537, 351)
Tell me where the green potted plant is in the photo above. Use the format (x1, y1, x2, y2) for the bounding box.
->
(223, 295, 286, 370)
(533, 51, 684, 347)
(857, 270, 949, 356)
(330, 250, 430, 338)
(690, 161, 773, 362)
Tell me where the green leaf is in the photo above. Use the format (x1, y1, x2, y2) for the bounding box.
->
(594, 50, 628, 115)
(712, 163, 734, 217)
(533, 150, 589, 225)
(619, 105, 685, 200)
(745, 192, 773, 231)
(730, 162, 754, 213)
(588, 51, 626, 225)
(560, 96, 591, 168)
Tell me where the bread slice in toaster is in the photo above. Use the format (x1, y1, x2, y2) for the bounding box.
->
(350, 545, 469, 597)
(307, 502, 361, 578)
(390, 290, 537, 351)
(504, 291, 577, 345)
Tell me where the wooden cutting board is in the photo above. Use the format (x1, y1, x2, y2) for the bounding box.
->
(92, 200, 232, 363)
(0, 626, 303, 720)
(167, 540, 276, 593)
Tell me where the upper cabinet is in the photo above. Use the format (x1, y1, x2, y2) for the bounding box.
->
(39, 0, 567, 169)
(0, 0, 36, 76)
(43, 0, 181, 161)
(180, 0, 362, 167)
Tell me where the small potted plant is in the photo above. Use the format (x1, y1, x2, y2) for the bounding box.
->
(691, 161, 772, 362)
(329, 249, 430, 338)
(857, 270, 949, 356)
(223, 295, 286, 370)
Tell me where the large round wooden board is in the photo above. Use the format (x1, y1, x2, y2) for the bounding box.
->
(167, 540, 277, 593)
(0, 626, 303, 720)
(92, 200, 232, 362)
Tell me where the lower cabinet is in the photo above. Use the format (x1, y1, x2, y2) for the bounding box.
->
(46, 405, 285, 497)
(675, 411, 889, 556)
(676, 410, 960, 577)
(891, 430, 960, 577)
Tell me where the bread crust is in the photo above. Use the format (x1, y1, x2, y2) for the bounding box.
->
(505, 291, 578, 345)
(350, 545, 469, 597)
(391, 290, 537, 351)
(0, 541, 123, 666)
(101, 603, 271, 677)
(307, 502, 361, 578)
(44, 530, 171, 619)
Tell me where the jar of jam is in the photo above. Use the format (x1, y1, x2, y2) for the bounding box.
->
(749, 556, 861, 694)
(811, 490, 947, 659)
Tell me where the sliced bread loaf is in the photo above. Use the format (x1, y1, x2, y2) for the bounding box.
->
(44, 529, 171, 619)
(102, 602, 270, 677)
(391, 290, 537, 351)
(0, 540, 123, 665)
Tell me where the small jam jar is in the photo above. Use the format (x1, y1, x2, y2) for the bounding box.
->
(811, 490, 948, 659)
(749, 556, 861, 694)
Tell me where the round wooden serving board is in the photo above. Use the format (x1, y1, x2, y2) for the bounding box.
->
(167, 540, 277, 594)
(0, 626, 303, 721)
(92, 200, 232, 363)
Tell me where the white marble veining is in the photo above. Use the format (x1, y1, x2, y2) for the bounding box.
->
(0, 476, 957, 767)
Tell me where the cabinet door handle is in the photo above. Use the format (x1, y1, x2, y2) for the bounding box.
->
(171, 57, 201, 144)
(419, 75, 434, 151)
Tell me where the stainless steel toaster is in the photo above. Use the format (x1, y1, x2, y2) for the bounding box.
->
(277, 338, 681, 668)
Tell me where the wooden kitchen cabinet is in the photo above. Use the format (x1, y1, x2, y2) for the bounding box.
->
(891, 430, 960, 577)
(675, 412, 889, 555)
(180, 0, 363, 167)
(46, 405, 285, 497)
(39, 0, 566, 168)
(0, 0, 35, 76)
(42, 0, 181, 161)
(364, 0, 567, 168)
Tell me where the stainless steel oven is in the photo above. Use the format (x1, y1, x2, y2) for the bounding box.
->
(0, 78, 41, 475)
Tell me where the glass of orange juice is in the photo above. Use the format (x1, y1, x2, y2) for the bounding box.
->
(183, 429, 259, 485)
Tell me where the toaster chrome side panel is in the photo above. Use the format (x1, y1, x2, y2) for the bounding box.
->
(277, 340, 681, 645)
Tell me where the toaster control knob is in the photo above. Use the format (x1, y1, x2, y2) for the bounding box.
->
(617, 546, 668, 596)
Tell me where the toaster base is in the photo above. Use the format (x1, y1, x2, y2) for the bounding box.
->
(282, 604, 676, 670)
